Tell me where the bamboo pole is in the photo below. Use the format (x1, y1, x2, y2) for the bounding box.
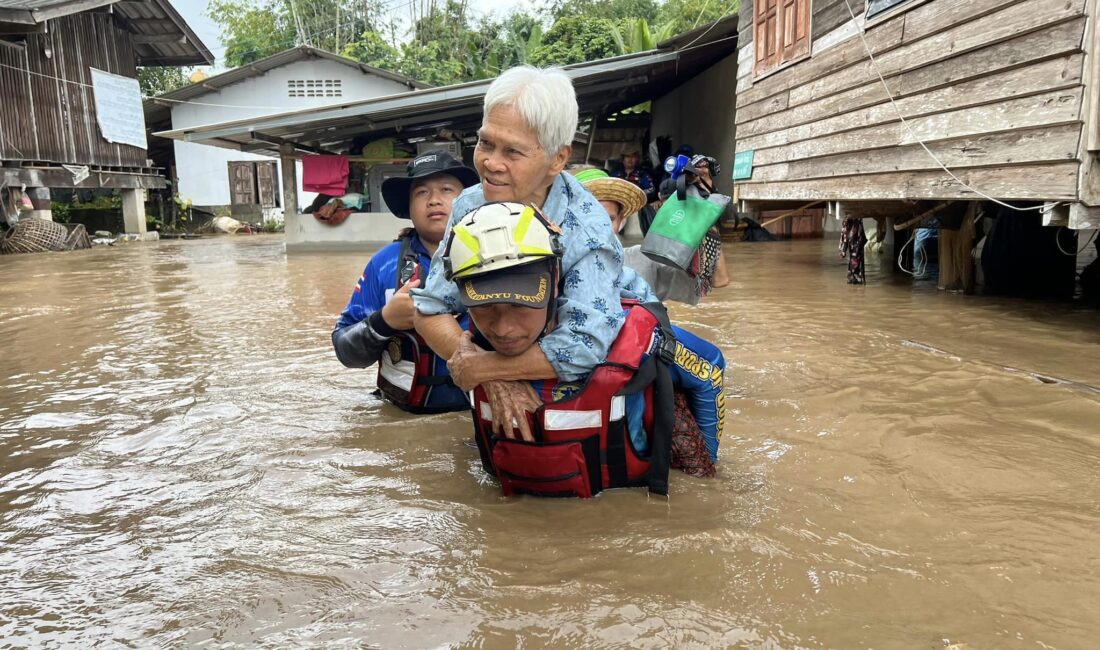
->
(894, 201, 956, 231)
(757, 200, 825, 229)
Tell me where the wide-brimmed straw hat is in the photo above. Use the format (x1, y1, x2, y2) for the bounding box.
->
(571, 168, 648, 217)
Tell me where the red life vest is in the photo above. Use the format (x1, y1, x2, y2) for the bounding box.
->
(376, 234, 459, 414)
(470, 302, 676, 498)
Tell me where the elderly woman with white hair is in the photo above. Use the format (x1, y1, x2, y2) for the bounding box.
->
(413, 65, 656, 440)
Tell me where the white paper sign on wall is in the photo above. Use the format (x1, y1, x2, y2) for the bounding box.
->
(90, 68, 147, 150)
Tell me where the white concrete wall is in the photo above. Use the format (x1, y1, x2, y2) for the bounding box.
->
(171, 58, 411, 209)
(651, 52, 739, 196)
(285, 210, 409, 251)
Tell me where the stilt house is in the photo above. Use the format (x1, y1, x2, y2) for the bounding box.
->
(734, 0, 1100, 231)
(0, 0, 211, 232)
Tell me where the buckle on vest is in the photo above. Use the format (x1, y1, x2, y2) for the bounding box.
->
(656, 331, 677, 364)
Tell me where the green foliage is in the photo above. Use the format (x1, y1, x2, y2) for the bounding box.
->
(657, 0, 741, 39)
(549, 0, 659, 23)
(138, 67, 191, 97)
(208, 0, 294, 67)
(74, 191, 121, 210)
(531, 16, 621, 67)
(342, 30, 399, 70)
(50, 201, 72, 221)
(206, 0, 741, 89)
(261, 219, 285, 233)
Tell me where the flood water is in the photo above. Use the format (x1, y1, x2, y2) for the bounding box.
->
(1, 234, 1098, 648)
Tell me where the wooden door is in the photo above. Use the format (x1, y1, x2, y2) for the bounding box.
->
(255, 162, 279, 208)
(228, 161, 257, 205)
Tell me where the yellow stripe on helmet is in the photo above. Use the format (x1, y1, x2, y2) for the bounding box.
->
(512, 205, 535, 244)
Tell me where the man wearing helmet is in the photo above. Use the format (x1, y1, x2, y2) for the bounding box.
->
(413, 66, 657, 432)
(443, 202, 725, 492)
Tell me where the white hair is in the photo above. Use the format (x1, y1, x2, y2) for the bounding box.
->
(483, 66, 578, 155)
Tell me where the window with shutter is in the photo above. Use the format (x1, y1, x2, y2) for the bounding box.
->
(867, 0, 912, 19)
(754, 0, 811, 77)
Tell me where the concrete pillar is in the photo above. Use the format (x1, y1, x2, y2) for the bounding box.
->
(823, 201, 843, 234)
(279, 144, 299, 217)
(27, 187, 52, 221)
(121, 188, 147, 234)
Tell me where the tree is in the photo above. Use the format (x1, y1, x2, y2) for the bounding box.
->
(342, 29, 400, 71)
(138, 67, 190, 97)
(657, 0, 740, 39)
(548, 0, 659, 23)
(207, 0, 295, 67)
(531, 16, 621, 67)
(208, 0, 383, 68)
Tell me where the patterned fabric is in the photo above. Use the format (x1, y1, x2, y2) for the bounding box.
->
(413, 173, 657, 381)
(671, 391, 716, 478)
(688, 230, 723, 297)
(839, 217, 868, 285)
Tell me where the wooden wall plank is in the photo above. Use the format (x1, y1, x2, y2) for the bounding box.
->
(738, 0, 1078, 111)
(791, 0, 1085, 114)
(739, 49, 1084, 147)
(736, 162, 1080, 201)
(748, 88, 1083, 166)
(748, 124, 1082, 183)
(739, 58, 1082, 153)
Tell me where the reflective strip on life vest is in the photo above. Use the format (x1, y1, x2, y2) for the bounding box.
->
(379, 357, 415, 391)
(543, 409, 602, 430)
(610, 395, 625, 421)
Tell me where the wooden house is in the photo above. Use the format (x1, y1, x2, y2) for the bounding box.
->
(734, 0, 1100, 232)
(0, 0, 211, 232)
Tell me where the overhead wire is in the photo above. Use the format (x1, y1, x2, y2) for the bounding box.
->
(839, 0, 1058, 214)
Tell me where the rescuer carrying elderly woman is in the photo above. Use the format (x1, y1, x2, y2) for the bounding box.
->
(439, 201, 726, 497)
(412, 65, 657, 434)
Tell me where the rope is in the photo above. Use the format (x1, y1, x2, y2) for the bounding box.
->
(840, 0, 1059, 214)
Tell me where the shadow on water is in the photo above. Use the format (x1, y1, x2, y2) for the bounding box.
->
(0, 235, 1097, 648)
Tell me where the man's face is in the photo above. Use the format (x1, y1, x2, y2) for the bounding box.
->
(408, 174, 462, 245)
(623, 152, 639, 171)
(695, 164, 713, 186)
(475, 105, 570, 207)
(468, 302, 549, 357)
(600, 199, 625, 234)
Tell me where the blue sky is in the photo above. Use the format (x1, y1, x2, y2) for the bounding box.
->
(172, 0, 541, 71)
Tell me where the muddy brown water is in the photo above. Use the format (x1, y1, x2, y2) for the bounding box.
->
(1, 235, 1098, 649)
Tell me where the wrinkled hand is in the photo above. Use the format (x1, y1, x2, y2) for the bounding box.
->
(482, 379, 542, 442)
(380, 278, 419, 331)
(447, 330, 490, 391)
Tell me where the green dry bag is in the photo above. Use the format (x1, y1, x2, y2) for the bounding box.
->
(641, 175, 724, 271)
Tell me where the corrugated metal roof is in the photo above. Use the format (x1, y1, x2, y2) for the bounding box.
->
(154, 16, 740, 156)
(0, 0, 212, 65)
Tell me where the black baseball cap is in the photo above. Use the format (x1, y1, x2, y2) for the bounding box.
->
(456, 258, 555, 310)
(381, 150, 479, 218)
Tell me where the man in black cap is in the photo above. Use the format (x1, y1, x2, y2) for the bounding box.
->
(331, 150, 479, 413)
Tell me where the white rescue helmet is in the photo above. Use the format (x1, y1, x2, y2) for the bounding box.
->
(443, 202, 562, 281)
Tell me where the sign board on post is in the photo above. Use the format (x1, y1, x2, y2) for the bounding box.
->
(90, 68, 147, 150)
(732, 150, 754, 181)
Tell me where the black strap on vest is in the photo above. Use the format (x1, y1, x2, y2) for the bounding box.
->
(614, 302, 677, 496)
(645, 302, 677, 497)
(395, 233, 419, 288)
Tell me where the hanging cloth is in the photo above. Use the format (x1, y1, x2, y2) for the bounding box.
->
(839, 217, 868, 285)
(302, 155, 349, 195)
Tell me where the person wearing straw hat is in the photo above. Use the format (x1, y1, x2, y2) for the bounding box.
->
(571, 166, 706, 305)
